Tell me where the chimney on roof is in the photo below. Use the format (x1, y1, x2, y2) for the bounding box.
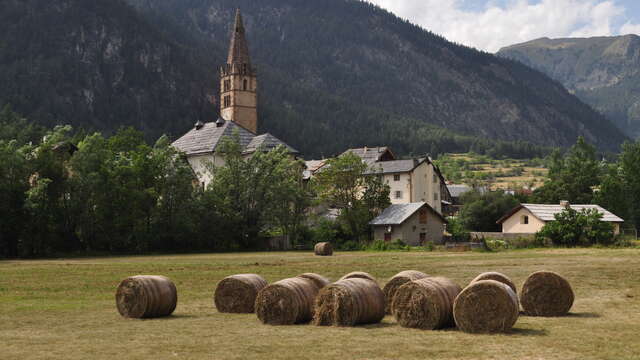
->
(560, 200, 570, 209)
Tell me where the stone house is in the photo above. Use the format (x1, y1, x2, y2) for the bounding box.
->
(369, 202, 447, 245)
(344, 147, 452, 215)
(497, 202, 624, 235)
(171, 10, 298, 187)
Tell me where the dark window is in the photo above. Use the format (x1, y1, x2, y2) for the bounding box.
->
(522, 215, 529, 225)
(243, 79, 248, 90)
(384, 233, 392, 242)
(395, 191, 402, 199)
(419, 233, 426, 245)
(394, 174, 400, 181)
(242, 64, 247, 73)
(224, 96, 231, 108)
(419, 209, 428, 224)
(224, 80, 231, 92)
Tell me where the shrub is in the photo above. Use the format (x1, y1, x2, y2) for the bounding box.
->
(364, 239, 409, 252)
(536, 208, 615, 247)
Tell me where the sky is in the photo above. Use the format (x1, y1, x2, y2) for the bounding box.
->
(367, 0, 640, 52)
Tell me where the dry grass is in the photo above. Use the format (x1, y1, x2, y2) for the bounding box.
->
(1, 249, 640, 359)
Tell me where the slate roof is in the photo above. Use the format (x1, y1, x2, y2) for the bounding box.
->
(243, 133, 299, 155)
(447, 184, 472, 198)
(369, 202, 446, 226)
(172, 119, 298, 157)
(303, 160, 328, 180)
(366, 158, 423, 175)
(497, 204, 624, 224)
(343, 147, 395, 165)
(171, 120, 255, 156)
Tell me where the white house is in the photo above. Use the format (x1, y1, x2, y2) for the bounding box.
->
(496, 202, 624, 235)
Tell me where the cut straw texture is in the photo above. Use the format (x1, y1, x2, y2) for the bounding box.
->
(314, 242, 333, 256)
(313, 278, 385, 326)
(392, 277, 461, 330)
(297, 273, 331, 289)
(470, 272, 517, 294)
(453, 279, 519, 333)
(520, 271, 574, 317)
(383, 270, 429, 314)
(339, 271, 377, 284)
(255, 274, 328, 325)
(214, 274, 268, 313)
(116, 275, 177, 319)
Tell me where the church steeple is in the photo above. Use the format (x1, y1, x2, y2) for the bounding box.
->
(220, 9, 258, 134)
(227, 9, 251, 66)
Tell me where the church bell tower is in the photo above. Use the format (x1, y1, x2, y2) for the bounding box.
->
(220, 9, 258, 134)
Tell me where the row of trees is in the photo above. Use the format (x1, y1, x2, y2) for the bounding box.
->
(0, 107, 390, 258)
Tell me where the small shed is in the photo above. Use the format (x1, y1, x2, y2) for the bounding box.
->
(369, 202, 447, 246)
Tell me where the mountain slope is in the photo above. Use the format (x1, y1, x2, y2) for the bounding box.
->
(498, 35, 640, 138)
(0, 0, 219, 137)
(0, 0, 628, 156)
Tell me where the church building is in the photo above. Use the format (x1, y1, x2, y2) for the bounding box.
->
(172, 10, 298, 187)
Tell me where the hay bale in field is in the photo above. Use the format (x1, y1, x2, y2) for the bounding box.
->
(313, 278, 385, 326)
(116, 275, 177, 318)
(470, 272, 517, 294)
(314, 242, 333, 256)
(214, 274, 267, 313)
(520, 271, 574, 317)
(392, 277, 462, 330)
(453, 280, 519, 333)
(255, 276, 322, 325)
(339, 271, 377, 284)
(383, 270, 429, 314)
(297, 273, 330, 289)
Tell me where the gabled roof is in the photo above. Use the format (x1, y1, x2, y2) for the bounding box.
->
(497, 203, 624, 224)
(303, 160, 328, 180)
(243, 133, 299, 155)
(171, 120, 255, 156)
(369, 202, 447, 226)
(447, 184, 472, 198)
(366, 158, 423, 175)
(342, 146, 396, 165)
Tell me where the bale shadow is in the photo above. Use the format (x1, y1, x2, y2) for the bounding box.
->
(360, 322, 396, 329)
(155, 314, 199, 320)
(565, 312, 601, 318)
(507, 327, 548, 336)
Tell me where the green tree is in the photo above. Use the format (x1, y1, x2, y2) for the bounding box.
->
(537, 208, 614, 246)
(620, 141, 640, 228)
(459, 190, 519, 232)
(313, 153, 390, 242)
(533, 137, 601, 204)
(208, 135, 308, 249)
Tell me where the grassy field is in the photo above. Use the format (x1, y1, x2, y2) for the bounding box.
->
(2, 249, 639, 360)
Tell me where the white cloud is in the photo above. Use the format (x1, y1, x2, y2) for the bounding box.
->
(367, 0, 640, 52)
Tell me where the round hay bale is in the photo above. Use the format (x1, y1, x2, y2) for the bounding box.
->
(392, 277, 461, 330)
(520, 271, 574, 317)
(297, 273, 330, 289)
(453, 280, 519, 333)
(339, 271, 377, 284)
(383, 270, 429, 314)
(255, 276, 321, 325)
(470, 272, 517, 294)
(214, 274, 267, 313)
(313, 278, 385, 326)
(314, 242, 333, 256)
(116, 275, 177, 318)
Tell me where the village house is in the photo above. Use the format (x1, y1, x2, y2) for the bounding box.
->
(343, 147, 452, 215)
(497, 201, 624, 235)
(369, 202, 447, 245)
(171, 10, 298, 187)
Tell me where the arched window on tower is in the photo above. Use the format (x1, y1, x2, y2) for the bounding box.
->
(243, 79, 248, 91)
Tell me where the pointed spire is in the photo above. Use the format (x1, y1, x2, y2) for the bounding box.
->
(227, 9, 251, 66)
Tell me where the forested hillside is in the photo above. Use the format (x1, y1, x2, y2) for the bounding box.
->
(0, 0, 628, 157)
(498, 35, 640, 138)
